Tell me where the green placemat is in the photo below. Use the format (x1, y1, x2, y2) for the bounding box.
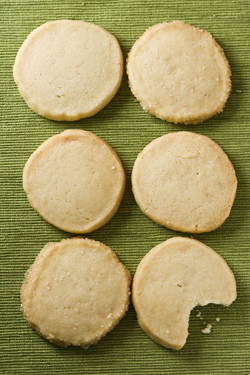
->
(0, 1, 249, 374)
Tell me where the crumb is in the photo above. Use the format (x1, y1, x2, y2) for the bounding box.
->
(236, 90, 242, 93)
(196, 310, 203, 319)
(216, 317, 220, 322)
(202, 324, 212, 334)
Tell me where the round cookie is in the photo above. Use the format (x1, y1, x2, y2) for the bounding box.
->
(13, 20, 123, 121)
(23, 129, 125, 233)
(132, 237, 236, 350)
(127, 21, 231, 125)
(132, 131, 237, 233)
(21, 237, 131, 348)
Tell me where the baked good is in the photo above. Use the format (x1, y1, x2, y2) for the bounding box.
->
(21, 237, 131, 348)
(23, 129, 125, 233)
(127, 21, 231, 124)
(132, 131, 237, 233)
(13, 20, 123, 121)
(132, 237, 236, 350)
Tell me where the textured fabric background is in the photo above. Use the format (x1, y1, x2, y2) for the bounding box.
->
(0, 1, 249, 374)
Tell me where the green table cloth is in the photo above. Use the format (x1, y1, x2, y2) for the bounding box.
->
(1, 1, 249, 374)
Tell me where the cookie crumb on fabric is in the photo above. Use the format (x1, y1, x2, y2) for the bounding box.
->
(196, 311, 203, 319)
(202, 324, 212, 334)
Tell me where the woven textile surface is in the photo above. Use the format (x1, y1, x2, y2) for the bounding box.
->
(0, 1, 249, 374)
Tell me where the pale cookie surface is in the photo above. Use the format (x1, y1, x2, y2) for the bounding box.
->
(21, 237, 131, 348)
(127, 21, 231, 124)
(132, 131, 237, 233)
(13, 20, 123, 121)
(23, 129, 125, 233)
(132, 237, 236, 350)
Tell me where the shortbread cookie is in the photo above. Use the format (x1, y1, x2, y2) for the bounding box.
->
(132, 132, 237, 233)
(13, 20, 123, 121)
(21, 237, 131, 348)
(132, 237, 236, 350)
(23, 129, 125, 233)
(127, 21, 231, 124)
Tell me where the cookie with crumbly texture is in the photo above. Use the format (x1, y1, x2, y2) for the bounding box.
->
(13, 20, 123, 121)
(132, 131, 237, 233)
(23, 129, 125, 233)
(21, 237, 131, 348)
(132, 237, 236, 350)
(127, 21, 231, 125)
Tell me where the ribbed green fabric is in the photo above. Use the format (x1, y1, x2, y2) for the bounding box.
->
(0, 1, 249, 374)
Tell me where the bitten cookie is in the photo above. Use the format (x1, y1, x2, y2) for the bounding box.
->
(127, 21, 231, 124)
(132, 131, 237, 233)
(13, 20, 123, 121)
(23, 129, 125, 233)
(132, 237, 236, 350)
(21, 237, 131, 348)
